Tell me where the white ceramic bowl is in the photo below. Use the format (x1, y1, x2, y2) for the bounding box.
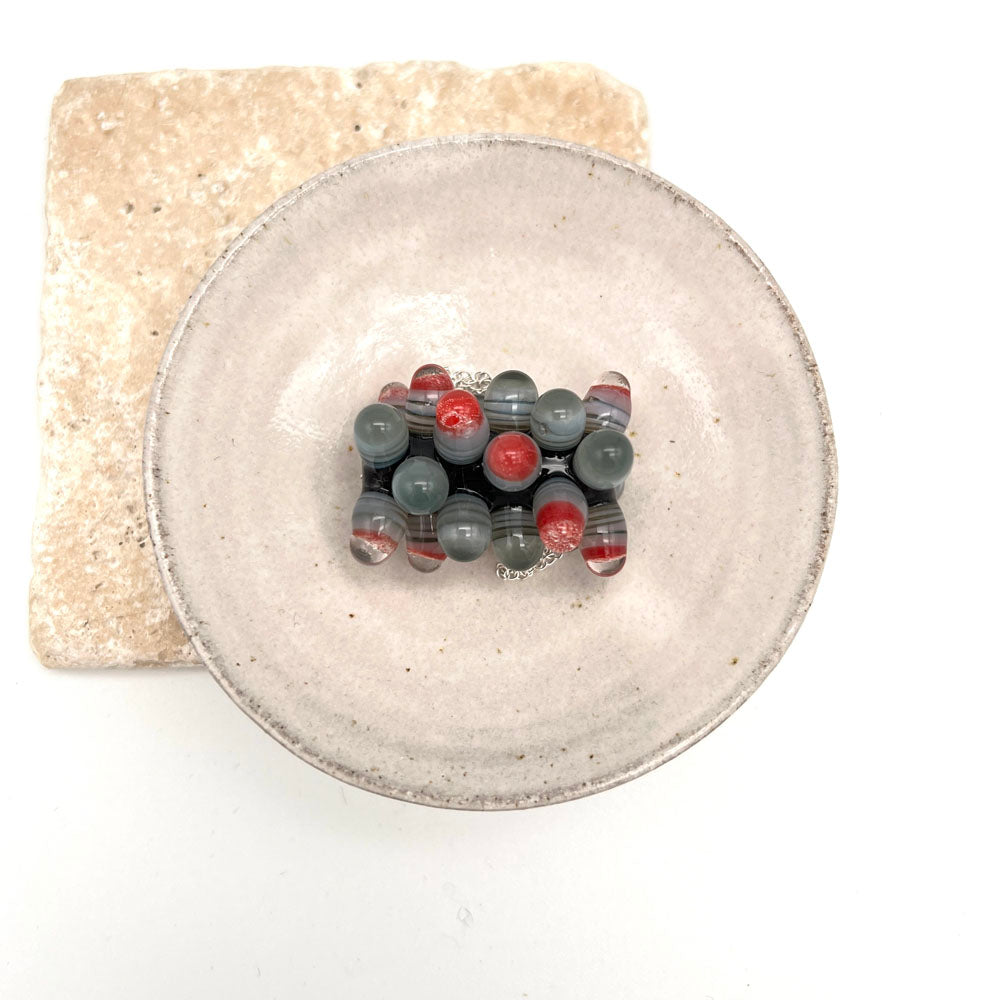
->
(145, 135, 837, 809)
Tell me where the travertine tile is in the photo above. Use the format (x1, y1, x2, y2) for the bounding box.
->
(30, 62, 649, 667)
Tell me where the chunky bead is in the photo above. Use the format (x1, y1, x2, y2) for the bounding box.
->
(583, 371, 631, 433)
(581, 501, 628, 577)
(530, 388, 586, 451)
(349, 491, 407, 565)
(405, 363, 454, 435)
(391, 456, 450, 514)
(405, 512, 446, 573)
(482, 369, 538, 433)
(378, 380, 408, 411)
(572, 428, 634, 490)
(353, 402, 409, 468)
(532, 476, 587, 553)
(433, 389, 489, 464)
(491, 505, 544, 571)
(436, 493, 492, 562)
(483, 431, 542, 492)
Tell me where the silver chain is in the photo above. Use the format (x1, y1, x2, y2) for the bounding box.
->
(446, 367, 564, 582)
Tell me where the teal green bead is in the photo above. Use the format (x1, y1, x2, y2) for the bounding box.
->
(391, 456, 449, 514)
(353, 402, 409, 468)
(436, 494, 491, 562)
(530, 388, 586, 451)
(491, 505, 544, 571)
(572, 428, 634, 489)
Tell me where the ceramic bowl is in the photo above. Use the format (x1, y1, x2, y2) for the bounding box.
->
(144, 134, 836, 809)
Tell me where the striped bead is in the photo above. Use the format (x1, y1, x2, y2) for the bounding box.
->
(405, 363, 454, 435)
(581, 502, 628, 577)
(530, 388, 586, 452)
(532, 477, 587, 553)
(436, 494, 492, 562)
(583, 371, 631, 433)
(491, 505, 544, 571)
(405, 512, 447, 573)
(433, 389, 489, 464)
(391, 456, 450, 515)
(483, 431, 542, 492)
(572, 428, 633, 490)
(349, 491, 407, 565)
(378, 380, 408, 411)
(482, 369, 538, 432)
(353, 402, 408, 468)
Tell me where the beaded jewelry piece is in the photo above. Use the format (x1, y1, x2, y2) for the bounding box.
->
(349, 366, 633, 578)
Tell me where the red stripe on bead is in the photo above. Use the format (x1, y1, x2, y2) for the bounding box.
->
(410, 365, 454, 391)
(590, 384, 632, 400)
(406, 544, 447, 561)
(581, 543, 628, 561)
(435, 389, 483, 434)
(536, 500, 585, 552)
(352, 529, 399, 554)
(485, 432, 539, 482)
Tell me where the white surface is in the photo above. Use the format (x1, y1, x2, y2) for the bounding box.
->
(1, 2, 996, 996)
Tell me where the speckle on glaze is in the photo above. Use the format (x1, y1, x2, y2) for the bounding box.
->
(405, 512, 446, 573)
(483, 432, 542, 492)
(353, 402, 408, 467)
(433, 389, 489, 464)
(349, 491, 407, 565)
(391, 456, 449, 514)
(584, 371, 631, 432)
(572, 428, 634, 490)
(581, 501, 628, 576)
(436, 493, 491, 562)
(482, 369, 538, 432)
(532, 476, 587, 553)
(405, 363, 454, 435)
(491, 505, 544, 571)
(530, 388, 586, 451)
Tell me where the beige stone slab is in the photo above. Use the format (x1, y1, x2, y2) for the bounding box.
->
(30, 62, 649, 668)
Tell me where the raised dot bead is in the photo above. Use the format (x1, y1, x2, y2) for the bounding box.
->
(405, 363, 454, 435)
(532, 477, 588, 553)
(483, 431, 542, 492)
(436, 494, 491, 562)
(572, 428, 634, 490)
(405, 512, 446, 573)
(530, 388, 586, 451)
(482, 369, 538, 432)
(391, 456, 449, 515)
(353, 402, 409, 468)
(433, 389, 489, 464)
(378, 380, 408, 411)
(581, 502, 628, 577)
(584, 371, 631, 433)
(491, 505, 544, 571)
(349, 491, 407, 565)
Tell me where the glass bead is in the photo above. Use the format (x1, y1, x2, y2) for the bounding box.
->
(583, 371, 631, 433)
(436, 494, 491, 562)
(405, 512, 446, 573)
(572, 428, 634, 490)
(532, 476, 588, 553)
(353, 402, 409, 468)
(491, 505, 544, 571)
(349, 491, 407, 565)
(378, 380, 408, 411)
(433, 389, 489, 465)
(483, 431, 542, 492)
(391, 456, 450, 515)
(405, 363, 454, 435)
(581, 501, 628, 577)
(530, 388, 586, 451)
(482, 369, 538, 433)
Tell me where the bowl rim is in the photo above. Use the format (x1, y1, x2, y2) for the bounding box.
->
(143, 133, 839, 810)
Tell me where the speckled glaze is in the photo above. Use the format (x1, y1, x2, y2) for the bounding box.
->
(144, 135, 837, 810)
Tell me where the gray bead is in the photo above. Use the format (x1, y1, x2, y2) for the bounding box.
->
(483, 370, 538, 432)
(391, 456, 450, 514)
(572, 428, 634, 490)
(436, 494, 491, 562)
(353, 402, 408, 468)
(491, 505, 544, 571)
(530, 388, 586, 451)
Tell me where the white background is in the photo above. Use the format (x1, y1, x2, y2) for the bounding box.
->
(2, 2, 997, 996)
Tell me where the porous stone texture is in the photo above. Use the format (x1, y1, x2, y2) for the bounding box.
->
(30, 62, 650, 668)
